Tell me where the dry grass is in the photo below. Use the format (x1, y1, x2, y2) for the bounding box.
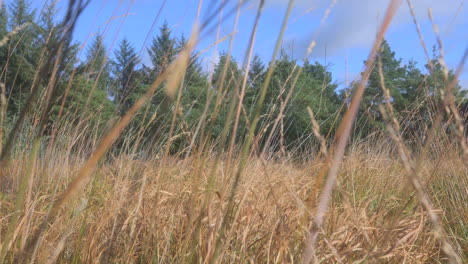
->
(0, 0, 467, 263)
(0, 140, 466, 263)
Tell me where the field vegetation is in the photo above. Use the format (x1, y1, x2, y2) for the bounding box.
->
(0, 0, 467, 263)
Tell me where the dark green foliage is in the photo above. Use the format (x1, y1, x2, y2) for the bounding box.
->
(81, 33, 110, 92)
(246, 54, 265, 107)
(301, 59, 340, 133)
(8, 0, 35, 28)
(261, 51, 340, 151)
(147, 21, 176, 79)
(358, 40, 409, 133)
(249, 54, 265, 89)
(50, 75, 115, 126)
(0, 2, 8, 67)
(177, 35, 208, 129)
(112, 38, 140, 115)
(3, 0, 38, 113)
(210, 52, 241, 138)
(351, 41, 465, 139)
(0, 6, 464, 157)
(0, 3, 8, 123)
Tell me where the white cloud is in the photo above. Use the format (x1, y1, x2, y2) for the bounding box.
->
(204, 49, 220, 75)
(265, 0, 466, 58)
(460, 79, 468, 91)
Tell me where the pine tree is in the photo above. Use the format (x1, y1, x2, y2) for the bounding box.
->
(424, 46, 465, 100)
(209, 52, 241, 137)
(282, 55, 339, 147)
(83, 33, 110, 91)
(8, 0, 35, 28)
(259, 51, 340, 151)
(0, 2, 8, 73)
(249, 54, 265, 88)
(5, 0, 38, 112)
(112, 38, 140, 114)
(176, 34, 207, 123)
(212, 52, 240, 91)
(264, 49, 295, 113)
(38, 0, 57, 36)
(358, 39, 407, 134)
(176, 34, 206, 89)
(401, 59, 424, 104)
(0, 2, 6, 35)
(147, 21, 176, 80)
(53, 75, 115, 126)
(245, 54, 264, 108)
(36, 1, 71, 86)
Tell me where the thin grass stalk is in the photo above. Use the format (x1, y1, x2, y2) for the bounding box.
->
(426, 10, 468, 161)
(302, 1, 402, 263)
(407, 0, 468, 164)
(405, 0, 450, 173)
(0, 138, 39, 263)
(0, 0, 90, 169)
(0, 23, 33, 156)
(378, 89, 462, 264)
(377, 54, 463, 263)
(0, 31, 51, 168)
(307, 107, 328, 157)
(0, 82, 5, 156)
(227, 0, 264, 164)
(0, 22, 32, 91)
(260, 0, 337, 158)
(184, 34, 241, 158)
(16, 17, 202, 260)
(185, 1, 244, 260)
(16, 61, 171, 263)
(208, 1, 293, 262)
(81, 1, 126, 114)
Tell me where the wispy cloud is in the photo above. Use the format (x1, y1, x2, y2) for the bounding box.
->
(267, 0, 465, 58)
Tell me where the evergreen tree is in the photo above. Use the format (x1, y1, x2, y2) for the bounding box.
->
(424, 46, 465, 101)
(8, 0, 35, 28)
(357, 40, 408, 134)
(401, 59, 424, 104)
(142, 21, 177, 128)
(0, 2, 8, 74)
(176, 34, 208, 126)
(147, 21, 176, 80)
(210, 52, 241, 137)
(176, 34, 206, 89)
(112, 38, 140, 114)
(263, 49, 295, 118)
(83, 33, 110, 92)
(38, 0, 57, 37)
(37, 1, 73, 88)
(258, 51, 340, 151)
(0, 2, 7, 36)
(4, 0, 38, 112)
(246, 54, 265, 107)
(285, 58, 339, 147)
(51, 75, 115, 126)
(249, 54, 265, 88)
(302, 58, 340, 130)
(212, 52, 241, 92)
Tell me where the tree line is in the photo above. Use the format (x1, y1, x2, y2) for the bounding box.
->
(0, 0, 466, 157)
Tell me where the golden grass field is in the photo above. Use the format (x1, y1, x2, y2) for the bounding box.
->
(1, 138, 467, 263)
(0, 0, 467, 263)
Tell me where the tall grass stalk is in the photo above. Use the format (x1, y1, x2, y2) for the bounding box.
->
(0, 0, 466, 263)
(302, 0, 402, 262)
(209, 0, 294, 262)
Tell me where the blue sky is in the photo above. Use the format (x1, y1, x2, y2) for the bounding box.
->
(22, 0, 468, 90)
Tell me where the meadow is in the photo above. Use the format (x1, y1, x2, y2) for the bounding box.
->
(0, 0, 467, 263)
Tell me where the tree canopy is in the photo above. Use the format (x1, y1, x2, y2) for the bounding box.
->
(1, 4, 465, 156)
